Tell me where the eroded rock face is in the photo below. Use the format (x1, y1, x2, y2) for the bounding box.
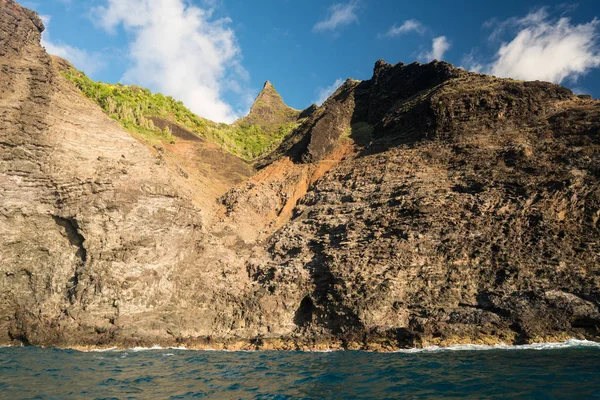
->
(0, 0, 254, 347)
(1, 0, 599, 350)
(250, 60, 600, 348)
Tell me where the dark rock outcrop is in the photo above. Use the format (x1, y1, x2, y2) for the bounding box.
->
(248, 59, 600, 348)
(0, 0, 254, 348)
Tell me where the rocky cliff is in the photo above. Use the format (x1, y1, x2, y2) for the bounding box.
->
(1, 0, 599, 350)
(0, 0, 255, 347)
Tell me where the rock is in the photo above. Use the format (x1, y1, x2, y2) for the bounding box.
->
(250, 58, 600, 346)
(234, 80, 301, 132)
(299, 103, 318, 119)
(0, 0, 253, 347)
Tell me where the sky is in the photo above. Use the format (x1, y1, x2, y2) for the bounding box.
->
(21, 0, 600, 123)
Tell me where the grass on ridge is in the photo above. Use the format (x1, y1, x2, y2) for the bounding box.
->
(60, 67, 299, 160)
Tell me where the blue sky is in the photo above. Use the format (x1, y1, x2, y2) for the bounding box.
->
(22, 0, 600, 122)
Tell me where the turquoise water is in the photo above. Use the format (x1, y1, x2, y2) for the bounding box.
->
(1, 341, 600, 399)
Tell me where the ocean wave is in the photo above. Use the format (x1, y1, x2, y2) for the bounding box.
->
(3, 340, 599, 399)
(88, 347, 118, 352)
(86, 345, 188, 353)
(77, 339, 600, 353)
(129, 346, 188, 352)
(393, 339, 600, 353)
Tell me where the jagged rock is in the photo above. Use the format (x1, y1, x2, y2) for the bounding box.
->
(299, 103, 318, 119)
(235, 81, 301, 132)
(251, 59, 600, 346)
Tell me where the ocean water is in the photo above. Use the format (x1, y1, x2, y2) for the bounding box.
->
(1, 341, 600, 399)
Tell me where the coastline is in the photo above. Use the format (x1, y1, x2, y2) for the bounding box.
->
(3, 335, 600, 354)
(86, 339, 600, 353)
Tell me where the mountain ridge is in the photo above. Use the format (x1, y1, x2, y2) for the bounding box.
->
(56, 57, 306, 161)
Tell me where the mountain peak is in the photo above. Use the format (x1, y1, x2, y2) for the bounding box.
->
(236, 81, 301, 131)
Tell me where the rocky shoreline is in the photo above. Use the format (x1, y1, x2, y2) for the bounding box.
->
(3, 331, 597, 353)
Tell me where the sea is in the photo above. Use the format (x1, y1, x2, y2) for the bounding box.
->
(1, 340, 600, 399)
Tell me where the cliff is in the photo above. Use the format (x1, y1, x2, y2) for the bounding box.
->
(1, 0, 599, 350)
(0, 0, 254, 347)
(223, 59, 600, 348)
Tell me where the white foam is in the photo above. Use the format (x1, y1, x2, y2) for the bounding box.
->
(88, 347, 118, 353)
(308, 348, 334, 353)
(74, 338, 600, 353)
(392, 339, 600, 353)
(85, 345, 188, 353)
(129, 345, 188, 352)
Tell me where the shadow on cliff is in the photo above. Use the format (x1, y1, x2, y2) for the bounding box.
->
(295, 228, 365, 335)
(345, 60, 464, 158)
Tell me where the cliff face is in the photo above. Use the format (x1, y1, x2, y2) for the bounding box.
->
(0, 0, 256, 347)
(230, 60, 600, 349)
(1, 0, 599, 350)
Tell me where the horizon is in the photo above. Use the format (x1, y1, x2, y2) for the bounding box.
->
(22, 0, 600, 123)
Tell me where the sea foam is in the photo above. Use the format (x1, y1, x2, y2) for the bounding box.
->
(80, 338, 600, 353)
(393, 339, 600, 353)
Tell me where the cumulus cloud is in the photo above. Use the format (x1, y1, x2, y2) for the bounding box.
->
(314, 78, 345, 105)
(487, 11, 600, 84)
(484, 8, 549, 43)
(40, 15, 105, 76)
(92, 0, 248, 123)
(313, 1, 359, 33)
(420, 36, 451, 61)
(380, 19, 425, 38)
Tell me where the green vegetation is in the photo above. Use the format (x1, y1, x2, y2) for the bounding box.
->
(60, 67, 299, 160)
(208, 121, 299, 160)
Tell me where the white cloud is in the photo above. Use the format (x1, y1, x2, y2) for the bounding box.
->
(420, 36, 451, 61)
(381, 19, 425, 38)
(488, 12, 600, 84)
(313, 1, 359, 33)
(485, 8, 550, 43)
(314, 78, 345, 106)
(40, 15, 106, 76)
(92, 0, 249, 123)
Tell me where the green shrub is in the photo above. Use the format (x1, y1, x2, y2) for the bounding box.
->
(60, 67, 298, 160)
